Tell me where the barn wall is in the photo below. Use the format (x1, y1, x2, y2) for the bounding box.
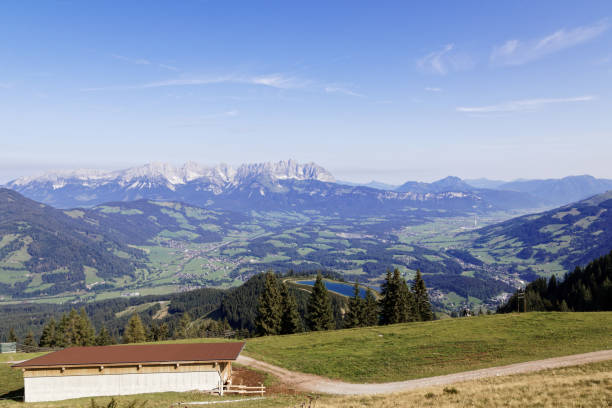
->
(24, 363, 217, 377)
(24, 371, 221, 402)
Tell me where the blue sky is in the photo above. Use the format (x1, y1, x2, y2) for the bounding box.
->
(1, 1, 611, 183)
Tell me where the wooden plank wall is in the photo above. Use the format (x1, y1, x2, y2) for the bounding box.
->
(23, 362, 219, 377)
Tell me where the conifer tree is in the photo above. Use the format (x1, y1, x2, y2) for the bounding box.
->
(412, 270, 433, 321)
(344, 281, 363, 328)
(255, 272, 283, 336)
(307, 273, 334, 331)
(8, 328, 18, 343)
(559, 299, 570, 312)
(279, 283, 302, 334)
(96, 326, 115, 346)
(175, 312, 192, 339)
(379, 269, 396, 325)
(76, 308, 95, 346)
(361, 288, 379, 326)
(39, 318, 57, 348)
(124, 314, 146, 344)
(62, 309, 80, 346)
(55, 313, 70, 347)
(149, 321, 169, 341)
(23, 330, 35, 348)
(396, 269, 415, 323)
(380, 269, 417, 325)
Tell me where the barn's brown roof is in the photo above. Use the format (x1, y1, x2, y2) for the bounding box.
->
(13, 342, 245, 368)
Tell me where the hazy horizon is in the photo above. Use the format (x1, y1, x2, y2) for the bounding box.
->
(0, 158, 607, 186)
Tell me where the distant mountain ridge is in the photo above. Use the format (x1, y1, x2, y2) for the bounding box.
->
(5, 161, 536, 213)
(9, 160, 334, 191)
(497, 175, 612, 206)
(8, 162, 611, 213)
(466, 175, 612, 207)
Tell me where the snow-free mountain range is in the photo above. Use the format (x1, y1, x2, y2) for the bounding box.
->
(7, 160, 612, 212)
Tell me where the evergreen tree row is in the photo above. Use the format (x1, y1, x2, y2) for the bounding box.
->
(38, 308, 115, 348)
(255, 269, 434, 336)
(346, 269, 433, 328)
(255, 272, 302, 335)
(122, 313, 235, 343)
(34, 307, 238, 348)
(499, 249, 612, 313)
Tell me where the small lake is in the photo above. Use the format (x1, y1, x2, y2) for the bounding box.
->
(296, 280, 375, 298)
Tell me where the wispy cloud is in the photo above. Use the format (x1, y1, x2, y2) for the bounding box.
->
(491, 20, 610, 66)
(324, 85, 365, 97)
(137, 74, 308, 90)
(417, 44, 474, 75)
(425, 87, 442, 92)
(82, 73, 363, 97)
(457, 95, 596, 114)
(112, 54, 179, 71)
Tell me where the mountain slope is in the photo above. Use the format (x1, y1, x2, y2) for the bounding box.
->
(0, 189, 144, 297)
(467, 191, 612, 275)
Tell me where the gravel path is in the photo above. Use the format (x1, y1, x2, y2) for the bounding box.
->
(237, 349, 612, 395)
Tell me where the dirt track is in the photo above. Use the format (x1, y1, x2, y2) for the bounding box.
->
(237, 349, 612, 395)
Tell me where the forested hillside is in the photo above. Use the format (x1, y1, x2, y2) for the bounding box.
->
(464, 191, 612, 276)
(499, 249, 612, 312)
(0, 272, 348, 342)
(0, 189, 145, 297)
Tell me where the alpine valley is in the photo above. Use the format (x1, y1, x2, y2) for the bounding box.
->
(2, 160, 612, 314)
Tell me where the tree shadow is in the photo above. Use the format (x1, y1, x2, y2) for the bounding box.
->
(0, 387, 24, 402)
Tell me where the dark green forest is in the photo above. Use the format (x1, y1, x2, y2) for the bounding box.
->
(0, 271, 348, 343)
(499, 249, 612, 313)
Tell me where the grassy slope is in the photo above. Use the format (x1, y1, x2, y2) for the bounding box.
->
(243, 312, 612, 383)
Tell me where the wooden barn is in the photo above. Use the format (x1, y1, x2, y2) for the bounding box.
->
(12, 342, 245, 402)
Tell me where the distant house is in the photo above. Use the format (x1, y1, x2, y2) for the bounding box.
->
(13, 342, 245, 402)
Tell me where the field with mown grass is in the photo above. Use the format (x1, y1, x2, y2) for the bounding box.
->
(243, 312, 612, 383)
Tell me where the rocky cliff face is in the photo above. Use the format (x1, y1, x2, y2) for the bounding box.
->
(5, 160, 336, 208)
